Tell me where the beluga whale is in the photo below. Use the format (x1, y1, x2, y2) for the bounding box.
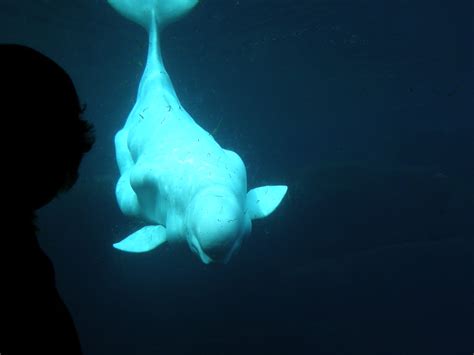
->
(108, 0, 288, 264)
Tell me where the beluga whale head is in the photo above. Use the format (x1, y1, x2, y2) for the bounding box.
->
(186, 186, 251, 264)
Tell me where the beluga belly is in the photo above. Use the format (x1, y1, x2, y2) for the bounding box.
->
(108, 0, 288, 264)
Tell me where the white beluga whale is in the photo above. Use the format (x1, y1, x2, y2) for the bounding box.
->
(108, 0, 288, 264)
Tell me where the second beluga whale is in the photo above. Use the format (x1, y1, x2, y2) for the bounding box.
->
(108, 0, 288, 264)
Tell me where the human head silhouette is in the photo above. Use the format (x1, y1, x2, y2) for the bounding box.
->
(0, 44, 94, 210)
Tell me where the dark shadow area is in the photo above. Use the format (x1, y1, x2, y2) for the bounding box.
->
(0, 44, 94, 354)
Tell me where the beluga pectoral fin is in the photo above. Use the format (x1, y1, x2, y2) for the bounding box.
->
(246, 186, 288, 220)
(113, 225, 167, 253)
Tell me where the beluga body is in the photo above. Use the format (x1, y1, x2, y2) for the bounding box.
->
(108, 0, 288, 264)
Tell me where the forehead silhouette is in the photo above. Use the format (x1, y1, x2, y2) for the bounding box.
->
(1, 44, 80, 120)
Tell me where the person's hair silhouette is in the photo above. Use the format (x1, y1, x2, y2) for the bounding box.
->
(0, 44, 94, 354)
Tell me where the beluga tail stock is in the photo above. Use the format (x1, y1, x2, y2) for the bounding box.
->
(108, 0, 288, 264)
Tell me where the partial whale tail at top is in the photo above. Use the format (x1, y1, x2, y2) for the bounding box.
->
(108, 0, 199, 89)
(107, 0, 199, 30)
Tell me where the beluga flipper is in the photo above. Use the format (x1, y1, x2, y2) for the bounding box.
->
(108, 0, 288, 264)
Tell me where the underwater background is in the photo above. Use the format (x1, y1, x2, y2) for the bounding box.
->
(1, 0, 472, 354)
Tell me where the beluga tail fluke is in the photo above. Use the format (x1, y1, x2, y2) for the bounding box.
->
(108, 0, 288, 264)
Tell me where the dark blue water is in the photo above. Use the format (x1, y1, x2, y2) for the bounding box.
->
(1, 1, 472, 354)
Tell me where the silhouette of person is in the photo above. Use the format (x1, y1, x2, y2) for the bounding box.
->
(0, 44, 94, 354)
